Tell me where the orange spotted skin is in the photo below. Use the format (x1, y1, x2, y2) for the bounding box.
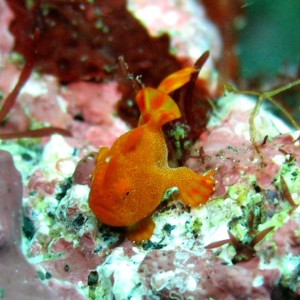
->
(89, 67, 215, 241)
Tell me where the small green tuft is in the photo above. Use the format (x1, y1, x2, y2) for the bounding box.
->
(191, 217, 202, 234)
(37, 270, 45, 280)
(0, 288, 6, 298)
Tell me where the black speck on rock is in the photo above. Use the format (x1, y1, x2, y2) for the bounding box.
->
(22, 215, 35, 240)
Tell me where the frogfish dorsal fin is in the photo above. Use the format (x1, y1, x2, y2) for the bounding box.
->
(157, 67, 197, 94)
(136, 67, 197, 127)
(136, 87, 181, 126)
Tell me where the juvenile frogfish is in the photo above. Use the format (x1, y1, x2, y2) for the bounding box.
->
(89, 67, 215, 241)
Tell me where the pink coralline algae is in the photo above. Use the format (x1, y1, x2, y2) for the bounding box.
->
(26, 168, 58, 196)
(20, 77, 72, 128)
(63, 81, 128, 147)
(42, 234, 103, 284)
(73, 153, 97, 186)
(0, 73, 73, 137)
(273, 219, 300, 256)
(0, 0, 14, 55)
(188, 103, 299, 195)
(139, 250, 280, 300)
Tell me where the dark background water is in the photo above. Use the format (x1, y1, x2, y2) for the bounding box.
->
(239, 0, 300, 122)
(239, 0, 300, 80)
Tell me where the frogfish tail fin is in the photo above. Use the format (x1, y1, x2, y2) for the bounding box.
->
(157, 67, 198, 94)
(176, 168, 215, 207)
(136, 87, 181, 126)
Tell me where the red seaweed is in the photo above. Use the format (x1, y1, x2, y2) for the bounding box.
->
(0, 127, 72, 139)
(0, 28, 39, 122)
(180, 51, 212, 140)
(7, 0, 187, 129)
(8, 0, 181, 84)
(205, 227, 274, 263)
(280, 174, 298, 209)
(0, 25, 71, 139)
(164, 52, 212, 164)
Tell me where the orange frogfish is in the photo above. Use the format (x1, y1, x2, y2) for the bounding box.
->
(89, 67, 215, 241)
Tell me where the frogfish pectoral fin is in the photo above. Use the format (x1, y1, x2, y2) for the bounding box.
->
(96, 147, 110, 163)
(126, 216, 155, 242)
(176, 168, 215, 207)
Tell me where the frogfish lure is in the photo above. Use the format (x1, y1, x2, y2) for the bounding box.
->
(89, 67, 215, 241)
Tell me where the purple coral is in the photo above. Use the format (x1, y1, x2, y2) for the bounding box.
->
(0, 150, 84, 299)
